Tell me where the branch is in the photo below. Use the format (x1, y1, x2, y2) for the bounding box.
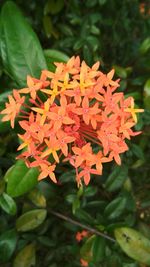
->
(49, 209, 116, 243)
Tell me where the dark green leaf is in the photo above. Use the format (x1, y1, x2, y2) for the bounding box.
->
(93, 236, 106, 262)
(44, 0, 64, 15)
(104, 196, 127, 219)
(113, 65, 127, 79)
(72, 197, 80, 214)
(59, 169, 76, 183)
(75, 209, 93, 223)
(0, 1, 47, 86)
(6, 160, 39, 197)
(16, 209, 47, 231)
(0, 192, 17, 215)
(0, 229, 17, 262)
(84, 186, 98, 197)
(44, 49, 69, 63)
(105, 165, 128, 192)
(44, 49, 69, 72)
(43, 16, 54, 38)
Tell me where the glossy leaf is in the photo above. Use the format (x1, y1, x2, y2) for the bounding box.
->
(115, 227, 150, 265)
(0, 192, 17, 215)
(105, 165, 128, 192)
(13, 243, 36, 267)
(16, 209, 47, 231)
(0, 1, 47, 86)
(104, 196, 127, 219)
(0, 229, 17, 262)
(6, 160, 39, 197)
(44, 49, 69, 71)
(93, 236, 106, 262)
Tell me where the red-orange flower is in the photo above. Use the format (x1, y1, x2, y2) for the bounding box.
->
(0, 56, 144, 185)
(76, 230, 89, 242)
(80, 258, 88, 267)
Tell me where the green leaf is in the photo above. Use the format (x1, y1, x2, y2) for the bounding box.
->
(0, 1, 47, 86)
(80, 235, 96, 262)
(104, 196, 127, 220)
(6, 160, 39, 197)
(72, 197, 80, 214)
(113, 65, 127, 79)
(0, 229, 17, 262)
(44, 0, 64, 15)
(44, 49, 69, 62)
(105, 165, 128, 192)
(13, 243, 36, 267)
(84, 186, 98, 197)
(16, 209, 47, 231)
(114, 227, 150, 265)
(0, 192, 17, 215)
(28, 188, 46, 208)
(93, 236, 105, 262)
(144, 79, 150, 110)
(75, 209, 93, 223)
(140, 37, 150, 54)
(59, 169, 76, 183)
(123, 178, 132, 192)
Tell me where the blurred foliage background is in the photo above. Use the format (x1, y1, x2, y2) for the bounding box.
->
(0, 0, 150, 266)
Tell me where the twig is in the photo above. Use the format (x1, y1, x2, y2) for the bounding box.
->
(49, 209, 116, 243)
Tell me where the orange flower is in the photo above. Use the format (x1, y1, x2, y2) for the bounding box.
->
(76, 230, 89, 242)
(19, 74, 48, 100)
(80, 258, 88, 267)
(1, 90, 25, 128)
(1, 56, 144, 185)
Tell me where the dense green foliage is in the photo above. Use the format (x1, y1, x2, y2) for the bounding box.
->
(0, 0, 150, 266)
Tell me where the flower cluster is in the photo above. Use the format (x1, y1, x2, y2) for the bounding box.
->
(1, 56, 144, 185)
(76, 230, 89, 242)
